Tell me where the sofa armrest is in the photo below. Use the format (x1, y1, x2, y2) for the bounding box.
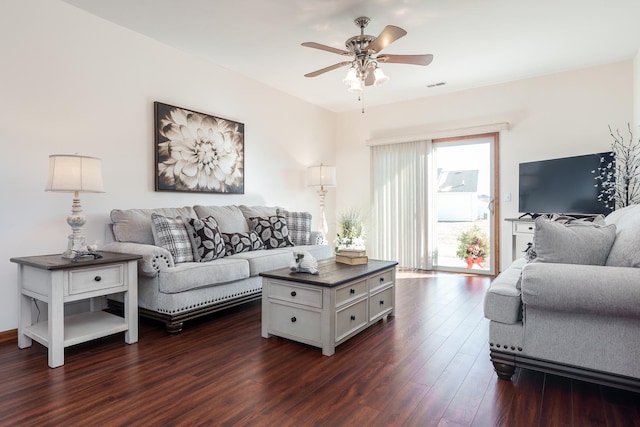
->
(521, 263, 640, 318)
(101, 242, 174, 277)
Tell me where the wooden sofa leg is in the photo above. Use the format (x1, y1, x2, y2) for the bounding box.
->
(493, 362, 516, 380)
(166, 321, 184, 335)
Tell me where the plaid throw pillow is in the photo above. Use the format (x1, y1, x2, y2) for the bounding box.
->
(276, 209, 312, 246)
(248, 215, 294, 249)
(185, 216, 226, 262)
(151, 213, 194, 263)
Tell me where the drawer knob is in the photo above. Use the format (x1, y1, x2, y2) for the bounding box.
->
(379, 300, 385, 305)
(94, 276, 102, 282)
(291, 291, 297, 297)
(350, 315, 356, 321)
(291, 316, 297, 323)
(380, 277, 384, 282)
(350, 289, 355, 294)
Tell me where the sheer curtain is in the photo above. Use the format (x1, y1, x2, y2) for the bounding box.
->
(370, 140, 432, 269)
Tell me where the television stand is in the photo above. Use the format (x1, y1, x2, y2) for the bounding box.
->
(518, 212, 541, 219)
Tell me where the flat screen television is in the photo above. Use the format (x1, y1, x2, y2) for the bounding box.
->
(518, 152, 614, 216)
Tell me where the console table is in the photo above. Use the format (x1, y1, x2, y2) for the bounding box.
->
(261, 259, 397, 356)
(505, 218, 535, 261)
(10, 251, 141, 368)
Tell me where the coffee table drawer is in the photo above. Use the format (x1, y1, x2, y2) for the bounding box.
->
(268, 302, 321, 342)
(336, 299, 368, 342)
(370, 286, 394, 321)
(335, 279, 367, 307)
(368, 269, 394, 293)
(267, 281, 322, 308)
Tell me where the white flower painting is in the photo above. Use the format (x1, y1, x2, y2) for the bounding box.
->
(155, 102, 244, 194)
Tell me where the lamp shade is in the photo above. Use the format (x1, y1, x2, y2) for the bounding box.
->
(45, 154, 104, 193)
(308, 164, 336, 187)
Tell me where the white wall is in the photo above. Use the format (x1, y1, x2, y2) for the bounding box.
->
(335, 61, 633, 271)
(0, 1, 335, 332)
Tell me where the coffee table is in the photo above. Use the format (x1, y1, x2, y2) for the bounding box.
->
(260, 259, 398, 356)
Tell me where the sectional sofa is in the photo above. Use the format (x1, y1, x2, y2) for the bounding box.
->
(103, 205, 333, 333)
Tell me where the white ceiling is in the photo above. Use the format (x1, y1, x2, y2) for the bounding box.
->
(61, 0, 640, 112)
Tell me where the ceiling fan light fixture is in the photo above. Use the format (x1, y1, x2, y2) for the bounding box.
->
(342, 67, 358, 86)
(373, 66, 389, 86)
(347, 78, 363, 93)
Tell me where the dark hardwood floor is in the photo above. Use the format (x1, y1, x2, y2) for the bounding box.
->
(0, 270, 638, 426)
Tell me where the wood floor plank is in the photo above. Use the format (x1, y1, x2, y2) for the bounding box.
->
(0, 271, 637, 426)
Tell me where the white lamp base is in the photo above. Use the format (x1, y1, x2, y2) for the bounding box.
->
(61, 193, 87, 259)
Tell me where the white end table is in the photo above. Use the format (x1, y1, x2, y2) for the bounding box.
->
(10, 251, 141, 368)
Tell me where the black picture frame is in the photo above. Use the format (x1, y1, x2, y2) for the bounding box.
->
(154, 102, 244, 194)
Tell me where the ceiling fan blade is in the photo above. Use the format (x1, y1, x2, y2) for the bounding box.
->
(367, 25, 407, 54)
(301, 42, 351, 56)
(304, 61, 352, 77)
(377, 54, 434, 66)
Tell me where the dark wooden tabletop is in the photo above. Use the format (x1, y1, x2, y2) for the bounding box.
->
(9, 251, 142, 270)
(260, 259, 398, 287)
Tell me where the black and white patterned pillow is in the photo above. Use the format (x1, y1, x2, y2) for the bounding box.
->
(151, 213, 194, 263)
(185, 216, 226, 262)
(276, 209, 311, 246)
(248, 215, 294, 249)
(222, 231, 264, 255)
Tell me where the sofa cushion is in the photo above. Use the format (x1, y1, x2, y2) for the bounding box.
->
(248, 215, 294, 249)
(239, 205, 279, 220)
(277, 208, 312, 246)
(605, 204, 640, 267)
(193, 205, 249, 233)
(530, 217, 616, 265)
(111, 207, 196, 244)
(222, 231, 264, 255)
(151, 214, 194, 263)
(157, 257, 250, 293)
(227, 249, 294, 277)
(185, 216, 226, 262)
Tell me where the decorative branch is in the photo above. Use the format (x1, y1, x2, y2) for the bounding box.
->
(594, 124, 640, 210)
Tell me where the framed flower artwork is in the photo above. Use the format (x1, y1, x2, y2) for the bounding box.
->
(154, 102, 245, 194)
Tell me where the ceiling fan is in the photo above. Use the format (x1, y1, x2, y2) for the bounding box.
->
(302, 16, 433, 93)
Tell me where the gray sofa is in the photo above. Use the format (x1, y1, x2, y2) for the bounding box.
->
(484, 205, 640, 392)
(103, 205, 333, 333)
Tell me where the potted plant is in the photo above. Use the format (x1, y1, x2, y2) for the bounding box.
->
(456, 224, 489, 268)
(335, 209, 366, 253)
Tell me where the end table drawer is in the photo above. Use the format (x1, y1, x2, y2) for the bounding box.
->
(68, 264, 125, 295)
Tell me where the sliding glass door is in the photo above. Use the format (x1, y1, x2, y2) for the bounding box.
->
(432, 134, 499, 275)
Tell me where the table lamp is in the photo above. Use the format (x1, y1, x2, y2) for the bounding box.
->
(45, 154, 105, 258)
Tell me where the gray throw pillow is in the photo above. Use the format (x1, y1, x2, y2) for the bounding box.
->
(605, 204, 640, 267)
(531, 217, 616, 265)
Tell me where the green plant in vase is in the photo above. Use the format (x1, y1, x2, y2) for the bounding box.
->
(335, 209, 365, 253)
(456, 224, 489, 269)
